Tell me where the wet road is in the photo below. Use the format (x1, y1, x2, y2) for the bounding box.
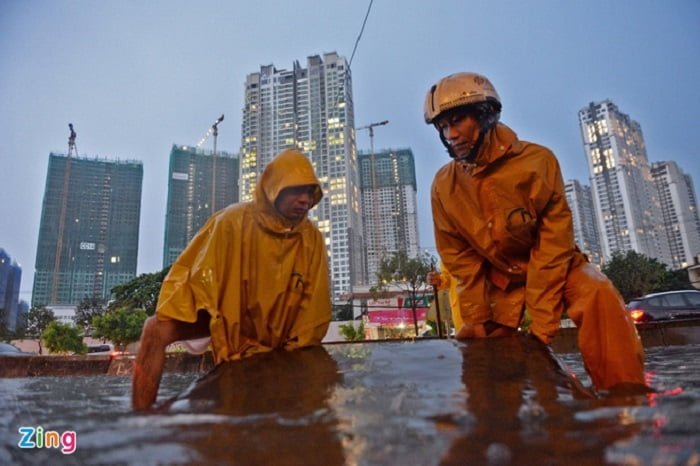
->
(1, 338, 699, 465)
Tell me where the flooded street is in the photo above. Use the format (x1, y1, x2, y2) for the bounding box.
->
(1, 341, 699, 465)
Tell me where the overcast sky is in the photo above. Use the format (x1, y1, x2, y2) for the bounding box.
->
(1, 0, 699, 303)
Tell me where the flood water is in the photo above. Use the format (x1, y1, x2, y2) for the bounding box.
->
(1, 341, 699, 465)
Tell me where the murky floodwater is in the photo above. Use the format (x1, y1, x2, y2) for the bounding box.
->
(1, 341, 699, 465)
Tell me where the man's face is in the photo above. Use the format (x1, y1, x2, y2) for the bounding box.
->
(275, 185, 316, 224)
(436, 109, 481, 159)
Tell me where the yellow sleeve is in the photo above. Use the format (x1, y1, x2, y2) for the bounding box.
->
(156, 214, 225, 323)
(285, 230, 332, 349)
(526, 153, 575, 343)
(431, 183, 489, 326)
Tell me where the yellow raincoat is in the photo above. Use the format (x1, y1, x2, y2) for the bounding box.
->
(156, 149, 331, 364)
(431, 123, 644, 389)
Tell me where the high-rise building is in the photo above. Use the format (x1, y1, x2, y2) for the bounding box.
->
(564, 180, 603, 266)
(578, 100, 671, 265)
(32, 153, 143, 306)
(651, 161, 700, 269)
(359, 148, 420, 283)
(0, 248, 22, 331)
(162, 144, 239, 267)
(240, 52, 364, 299)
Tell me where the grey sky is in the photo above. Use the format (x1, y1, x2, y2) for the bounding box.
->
(1, 0, 698, 302)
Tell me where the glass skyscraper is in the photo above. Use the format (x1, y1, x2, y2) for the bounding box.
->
(564, 179, 603, 266)
(32, 153, 143, 306)
(240, 52, 364, 299)
(578, 100, 671, 266)
(0, 248, 22, 331)
(651, 160, 700, 269)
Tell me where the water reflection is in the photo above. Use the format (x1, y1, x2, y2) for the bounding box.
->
(0, 342, 698, 465)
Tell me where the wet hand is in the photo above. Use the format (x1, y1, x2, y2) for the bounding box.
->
(456, 324, 487, 339)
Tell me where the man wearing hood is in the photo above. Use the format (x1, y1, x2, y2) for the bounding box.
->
(424, 72, 646, 393)
(132, 149, 331, 410)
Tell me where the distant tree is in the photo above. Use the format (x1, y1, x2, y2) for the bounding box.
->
(339, 322, 365, 341)
(0, 308, 9, 341)
(13, 312, 27, 340)
(92, 307, 147, 352)
(26, 306, 56, 355)
(602, 250, 666, 302)
(654, 268, 692, 293)
(332, 301, 354, 321)
(109, 266, 170, 316)
(376, 250, 433, 336)
(75, 296, 108, 335)
(42, 321, 87, 355)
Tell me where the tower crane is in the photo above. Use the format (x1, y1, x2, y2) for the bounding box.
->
(50, 123, 77, 303)
(197, 114, 224, 214)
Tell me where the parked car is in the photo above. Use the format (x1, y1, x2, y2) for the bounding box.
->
(626, 290, 700, 323)
(87, 344, 113, 355)
(0, 342, 34, 356)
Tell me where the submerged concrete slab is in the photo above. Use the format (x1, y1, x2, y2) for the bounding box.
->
(153, 336, 652, 465)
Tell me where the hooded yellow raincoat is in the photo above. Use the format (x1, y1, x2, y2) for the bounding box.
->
(156, 149, 331, 364)
(431, 123, 644, 389)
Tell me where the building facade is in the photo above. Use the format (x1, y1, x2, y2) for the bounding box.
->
(162, 144, 239, 267)
(240, 52, 364, 299)
(359, 148, 420, 283)
(651, 160, 700, 269)
(564, 180, 603, 266)
(32, 153, 143, 306)
(578, 100, 671, 266)
(0, 248, 22, 331)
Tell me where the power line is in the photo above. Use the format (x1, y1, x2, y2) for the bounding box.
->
(349, 0, 374, 69)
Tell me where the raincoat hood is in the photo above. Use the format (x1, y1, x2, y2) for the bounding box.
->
(254, 149, 323, 228)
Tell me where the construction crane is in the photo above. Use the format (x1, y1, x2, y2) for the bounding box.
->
(50, 123, 78, 303)
(197, 114, 224, 214)
(357, 120, 389, 287)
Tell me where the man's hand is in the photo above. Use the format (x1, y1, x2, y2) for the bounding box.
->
(455, 321, 517, 339)
(456, 323, 487, 339)
(426, 271, 442, 287)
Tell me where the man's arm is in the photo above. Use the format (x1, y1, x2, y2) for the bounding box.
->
(431, 184, 489, 333)
(285, 230, 332, 349)
(525, 153, 575, 344)
(132, 312, 210, 411)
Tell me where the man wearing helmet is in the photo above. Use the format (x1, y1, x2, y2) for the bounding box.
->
(425, 72, 646, 392)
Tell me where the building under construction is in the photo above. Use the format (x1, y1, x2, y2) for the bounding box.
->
(32, 152, 143, 307)
(162, 144, 239, 268)
(358, 148, 420, 283)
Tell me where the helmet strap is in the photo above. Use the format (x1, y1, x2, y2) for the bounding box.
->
(438, 126, 488, 164)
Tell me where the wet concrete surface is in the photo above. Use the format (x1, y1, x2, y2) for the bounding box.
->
(1, 337, 699, 465)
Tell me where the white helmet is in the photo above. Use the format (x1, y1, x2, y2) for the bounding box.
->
(424, 72, 501, 124)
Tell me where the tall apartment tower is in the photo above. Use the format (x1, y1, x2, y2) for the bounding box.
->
(0, 248, 22, 331)
(564, 180, 603, 266)
(359, 148, 420, 283)
(32, 153, 143, 306)
(578, 100, 671, 266)
(162, 144, 239, 267)
(651, 161, 700, 269)
(240, 52, 364, 299)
